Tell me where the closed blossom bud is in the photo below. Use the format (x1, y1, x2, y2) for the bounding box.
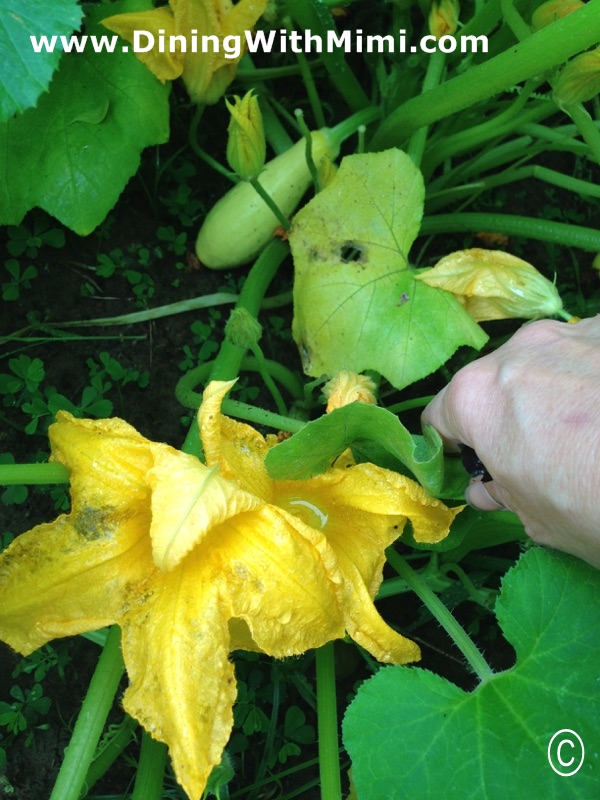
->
(225, 90, 266, 181)
(414, 249, 564, 321)
(553, 48, 600, 106)
(225, 307, 262, 349)
(531, 0, 585, 31)
(428, 0, 460, 38)
(323, 370, 377, 412)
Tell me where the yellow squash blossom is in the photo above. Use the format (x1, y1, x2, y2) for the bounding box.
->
(102, 0, 268, 104)
(415, 248, 564, 321)
(0, 381, 460, 800)
(323, 370, 377, 413)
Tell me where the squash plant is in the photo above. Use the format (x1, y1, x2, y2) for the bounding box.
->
(1, 0, 600, 798)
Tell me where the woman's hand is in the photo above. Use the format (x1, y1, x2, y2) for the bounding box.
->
(422, 317, 600, 569)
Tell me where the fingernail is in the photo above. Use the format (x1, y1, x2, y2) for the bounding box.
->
(465, 479, 507, 512)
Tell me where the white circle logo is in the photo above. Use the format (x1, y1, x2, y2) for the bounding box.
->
(547, 729, 585, 776)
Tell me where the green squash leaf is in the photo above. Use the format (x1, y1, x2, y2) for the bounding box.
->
(290, 150, 487, 389)
(0, 0, 169, 234)
(343, 548, 600, 799)
(0, 0, 83, 121)
(265, 402, 445, 495)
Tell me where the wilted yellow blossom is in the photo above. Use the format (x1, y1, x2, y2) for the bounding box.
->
(531, 0, 585, 30)
(324, 370, 377, 412)
(415, 248, 564, 321)
(554, 48, 600, 106)
(102, 0, 268, 104)
(428, 0, 460, 38)
(0, 381, 461, 800)
(225, 90, 266, 181)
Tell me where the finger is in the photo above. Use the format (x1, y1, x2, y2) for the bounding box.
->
(465, 477, 508, 512)
(421, 387, 462, 452)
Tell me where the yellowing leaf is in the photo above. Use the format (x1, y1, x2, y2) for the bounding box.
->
(290, 150, 487, 389)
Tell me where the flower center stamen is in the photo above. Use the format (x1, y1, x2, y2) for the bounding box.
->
(289, 499, 329, 528)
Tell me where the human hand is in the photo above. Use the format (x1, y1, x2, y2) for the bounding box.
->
(422, 317, 600, 569)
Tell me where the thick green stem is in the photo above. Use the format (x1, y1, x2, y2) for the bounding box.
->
(83, 715, 138, 793)
(0, 462, 69, 485)
(371, 0, 600, 150)
(180, 239, 288, 454)
(420, 213, 600, 251)
(316, 643, 342, 800)
(386, 550, 493, 682)
(49, 626, 125, 800)
(407, 49, 447, 168)
(131, 731, 168, 800)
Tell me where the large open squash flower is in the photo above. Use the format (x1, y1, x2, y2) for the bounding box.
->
(102, 0, 268, 104)
(0, 381, 460, 799)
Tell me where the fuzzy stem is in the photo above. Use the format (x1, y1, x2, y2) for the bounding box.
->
(316, 643, 342, 800)
(386, 549, 494, 682)
(49, 626, 125, 800)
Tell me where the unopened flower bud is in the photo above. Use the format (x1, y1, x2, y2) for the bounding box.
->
(531, 0, 585, 30)
(414, 249, 564, 321)
(323, 371, 377, 412)
(225, 307, 262, 349)
(225, 90, 266, 181)
(428, 0, 460, 39)
(553, 48, 600, 106)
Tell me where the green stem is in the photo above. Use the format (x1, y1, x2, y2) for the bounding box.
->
(249, 342, 289, 416)
(370, 0, 600, 149)
(250, 177, 292, 230)
(500, 0, 531, 41)
(0, 462, 70, 485)
(84, 715, 138, 793)
(562, 102, 600, 165)
(385, 549, 494, 682)
(420, 213, 600, 251)
(49, 626, 125, 800)
(131, 731, 168, 800)
(407, 49, 447, 168)
(221, 398, 305, 433)
(315, 643, 342, 800)
(180, 239, 288, 455)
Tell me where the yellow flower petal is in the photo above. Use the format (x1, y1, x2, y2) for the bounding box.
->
(199, 380, 274, 501)
(415, 248, 564, 321)
(102, 8, 184, 82)
(120, 561, 236, 800)
(0, 513, 152, 655)
(147, 441, 261, 571)
(49, 410, 153, 508)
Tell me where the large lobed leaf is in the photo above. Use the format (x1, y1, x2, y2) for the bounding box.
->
(290, 150, 487, 389)
(265, 402, 445, 496)
(343, 548, 600, 798)
(0, 0, 169, 235)
(0, 0, 83, 121)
